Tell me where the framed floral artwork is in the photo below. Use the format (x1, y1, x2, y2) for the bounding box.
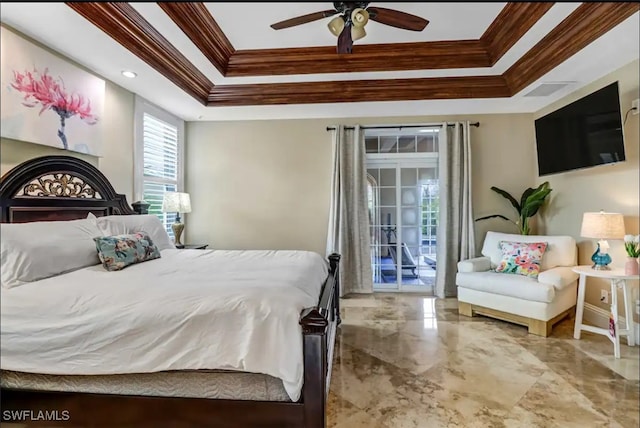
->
(1, 26, 105, 156)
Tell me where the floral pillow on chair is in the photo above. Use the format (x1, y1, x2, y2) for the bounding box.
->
(495, 241, 548, 278)
(94, 232, 161, 271)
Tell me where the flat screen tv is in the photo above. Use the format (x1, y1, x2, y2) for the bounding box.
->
(534, 81, 626, 176)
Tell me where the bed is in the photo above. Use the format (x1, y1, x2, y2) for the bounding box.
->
(0, 155, 341, 428)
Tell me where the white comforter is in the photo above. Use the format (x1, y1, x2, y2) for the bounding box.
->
(0, 249, 329, 401)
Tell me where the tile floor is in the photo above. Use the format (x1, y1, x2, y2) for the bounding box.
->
(327, 293, 640, 428)
(2, 293, 638, 427)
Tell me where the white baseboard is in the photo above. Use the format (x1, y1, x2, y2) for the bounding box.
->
(583, 302, 640, 344)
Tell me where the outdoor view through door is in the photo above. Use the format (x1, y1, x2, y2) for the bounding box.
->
(366, 127, 439, 293)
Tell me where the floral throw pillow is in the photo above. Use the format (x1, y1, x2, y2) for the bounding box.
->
(94, 232, 161, 272)
(494, 241, 548, 278)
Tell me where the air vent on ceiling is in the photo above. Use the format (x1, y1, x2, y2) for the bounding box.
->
(524, 82, 576, 97)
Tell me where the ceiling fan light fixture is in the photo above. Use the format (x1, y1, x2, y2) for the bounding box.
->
(351, 8, 369, 27)
(351, 25, 366, 41)
(328, 15, 345, 37)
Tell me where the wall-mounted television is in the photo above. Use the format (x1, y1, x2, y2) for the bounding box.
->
(534, 81, 626, 176)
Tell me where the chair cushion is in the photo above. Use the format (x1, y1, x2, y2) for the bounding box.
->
(494, 241, 547, 278)
(456, 271, 555, 303)
(537, 267, 579, 290)
(481, 231, 577, 270)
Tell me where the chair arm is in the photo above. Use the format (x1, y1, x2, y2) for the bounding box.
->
(537, 266, 579, 290)
(457, 257, 491, 273)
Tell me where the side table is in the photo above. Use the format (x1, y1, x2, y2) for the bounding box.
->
(572, 265, 639, 358)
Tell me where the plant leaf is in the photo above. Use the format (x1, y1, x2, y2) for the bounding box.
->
(490, 186, 521, 213)
(522, 188, 552, 218)
(520, 187, 535, 209)
(475, 214, 513, 222)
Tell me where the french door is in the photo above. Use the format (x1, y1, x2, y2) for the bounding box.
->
(367, 159, 439, 293)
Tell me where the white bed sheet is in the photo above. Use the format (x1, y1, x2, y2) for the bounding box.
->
(0, 249, 329, 401)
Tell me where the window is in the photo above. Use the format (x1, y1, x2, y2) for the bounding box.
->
(134, 96, 184, 236)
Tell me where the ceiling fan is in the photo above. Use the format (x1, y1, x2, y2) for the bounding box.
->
(270, 2, 429, 54)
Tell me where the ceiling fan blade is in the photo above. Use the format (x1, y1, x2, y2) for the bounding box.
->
(337, 23, 353, 54)
(367, 7, 429, 31)
(270, 10, 338, 30)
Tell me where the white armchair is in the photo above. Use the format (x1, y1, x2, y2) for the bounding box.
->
(456, 231, 578, 337)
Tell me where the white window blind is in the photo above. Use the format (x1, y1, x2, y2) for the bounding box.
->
(134, 97, 184, 237)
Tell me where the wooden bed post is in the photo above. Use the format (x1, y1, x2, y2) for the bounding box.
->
(328, 253, 341, 325)
(300, 308, 328, 428)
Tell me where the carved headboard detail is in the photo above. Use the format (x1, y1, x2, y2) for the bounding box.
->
(0, 155, 137, 223)
(17, 173, 103, 199)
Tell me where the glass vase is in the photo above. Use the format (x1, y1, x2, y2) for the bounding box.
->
(625, 257, 639, 276)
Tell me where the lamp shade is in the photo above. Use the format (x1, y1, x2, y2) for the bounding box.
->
(162, 192, 191, 214)
(351, 8, 369, 27)
(328, 16, 345, 36)
(580, 211, 625, 239)
(351, 25, 366, 41)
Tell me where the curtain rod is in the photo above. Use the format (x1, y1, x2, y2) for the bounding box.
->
(326, 122, 480, 131)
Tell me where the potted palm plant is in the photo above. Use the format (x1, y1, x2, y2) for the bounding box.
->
(476, 182, 552, 235)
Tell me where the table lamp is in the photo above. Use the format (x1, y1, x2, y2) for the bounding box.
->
(162, 192, 191, 248)
(580, 211, 625, 270)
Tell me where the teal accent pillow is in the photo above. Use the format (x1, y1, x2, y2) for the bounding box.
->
(94, 232, 161, 271)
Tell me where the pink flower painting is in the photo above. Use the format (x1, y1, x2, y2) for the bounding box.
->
(10, 68, 99, 150)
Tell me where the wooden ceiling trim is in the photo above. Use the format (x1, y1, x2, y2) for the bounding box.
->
(158, 2, 235, 76)
(480, 2, 555, 64)
(226, 40, 491, 77)
(207, 76, 511, 107)
(222, 2, 553, 77)
(505, 2, 640, 95)
(66, 2, 213, 104)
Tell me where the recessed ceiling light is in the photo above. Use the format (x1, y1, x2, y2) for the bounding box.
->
(121, 70, 137, 78)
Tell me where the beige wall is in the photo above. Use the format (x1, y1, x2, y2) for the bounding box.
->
(0, 25, 135, 202)
(534, 59, 640, 315)
(186, 113, 536, 256)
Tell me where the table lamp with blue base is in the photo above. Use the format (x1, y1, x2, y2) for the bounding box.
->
(580, 211, 625, 270)
(591, 241, 613, 270)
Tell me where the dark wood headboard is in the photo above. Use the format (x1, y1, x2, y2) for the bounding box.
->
(0, 155, 144, 223)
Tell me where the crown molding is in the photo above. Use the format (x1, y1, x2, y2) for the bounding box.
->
(66, 2, 213, 104)
(208, 75, 510, 106)
(505, 2, 640, 94)
(158, 2, 235, 76)
(480, 2, 554, 64)
(66, 2, 638, 107)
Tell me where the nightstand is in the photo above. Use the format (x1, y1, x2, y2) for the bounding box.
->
(176, 244, 209, 250)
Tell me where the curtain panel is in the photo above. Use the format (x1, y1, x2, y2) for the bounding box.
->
(435, 121, 476, 298)
(326, 125, 374, 296)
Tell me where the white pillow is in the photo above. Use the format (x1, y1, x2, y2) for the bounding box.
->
(92, 214, 175, 251)
(1, 218, 104, 289)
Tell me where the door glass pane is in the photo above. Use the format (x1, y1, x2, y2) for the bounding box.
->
(398, 136, 416, 153)
(379, 169, 395, 186)
(401, 188, 418, 206)
(365, 137, 378, 153)
(379, 137, 397, 153)
(401, 168, 417, 186)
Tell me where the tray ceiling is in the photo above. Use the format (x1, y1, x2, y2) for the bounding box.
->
(1, 2, 638, 121)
